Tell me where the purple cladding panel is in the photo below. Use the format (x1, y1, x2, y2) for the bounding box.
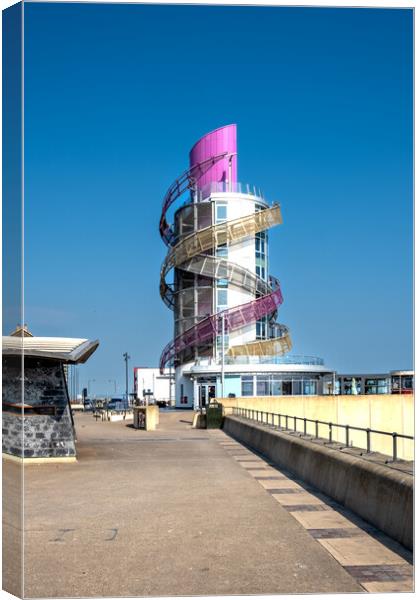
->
(189, 124, 237, 189)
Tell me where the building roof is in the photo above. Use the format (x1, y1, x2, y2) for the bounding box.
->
(9, 324, 34, 337)
(2, 336, 99, 364)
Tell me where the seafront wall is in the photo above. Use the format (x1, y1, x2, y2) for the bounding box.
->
(223, 415, 413, 550)
(218, 394, 414, 460)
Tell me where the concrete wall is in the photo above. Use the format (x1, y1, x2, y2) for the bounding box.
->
(219, 394, 414, 460)
(224, 416, 413, 550)
(2, 356, 76, 459)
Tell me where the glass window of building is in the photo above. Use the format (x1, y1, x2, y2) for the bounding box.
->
(216, 203, 227, 224)
(256, 375, 271, 396)
(256, 318, 267, 340)
(303, 380, 316, 395)
(241, 375, 254, 396)
(216, 243, 228, 257)
(256, 266, 266, 280)
(216, 334, 229, 357)
(216, 288, 228, 310)
(365, 378, 388, 394)
(292, 380, 302, 395)
(271, 375, 282, 396)
(403, 376, 413, 391)
(343, 377, 362, 395)
(282, 381, 292, 395)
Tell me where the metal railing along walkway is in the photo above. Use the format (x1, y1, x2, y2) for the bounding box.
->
(231, 407, 414, 463)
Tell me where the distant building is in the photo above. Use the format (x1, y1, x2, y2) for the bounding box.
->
(133, 367, 175, 405)
(335, 371, 414, 396)
(133, 364, 413, 407)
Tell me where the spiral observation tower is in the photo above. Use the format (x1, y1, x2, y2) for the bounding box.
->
(159, 125, 309, 408)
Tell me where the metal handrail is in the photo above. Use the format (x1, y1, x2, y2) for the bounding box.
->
(223, 354, 325, 366)
(231, 407, 414, 462)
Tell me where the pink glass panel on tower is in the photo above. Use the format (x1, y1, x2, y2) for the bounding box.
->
(189, 124, 237, 190)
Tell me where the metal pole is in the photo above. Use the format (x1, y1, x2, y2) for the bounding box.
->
(169, 363, 172, 406)
(366, 428, 371, 453)
(392, 433, 398, 461)
(221, 314, 225, 398)
(123, 353, 130, 406)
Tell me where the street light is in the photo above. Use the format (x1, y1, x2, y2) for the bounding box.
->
(123, 353, 130, 406)
(220, 314, 226, 399)
(108, 379, 117, 395)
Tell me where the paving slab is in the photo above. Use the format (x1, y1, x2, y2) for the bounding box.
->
(217, 432, 413, 593)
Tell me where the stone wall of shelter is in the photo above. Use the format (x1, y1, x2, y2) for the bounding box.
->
(2, 356, 76, 459)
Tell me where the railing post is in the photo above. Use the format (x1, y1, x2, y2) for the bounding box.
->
(366, 428, 371, 453)
(294, 416, 297, 432)
(304, 418, 307, 436)
(315, 420, 319, 439)
(286, 415, 289, 430)
(392, 433, 398, 461)
(345, 425, 350, 447)
(272, 412, 274, 427)
(328, 423, 332, 443)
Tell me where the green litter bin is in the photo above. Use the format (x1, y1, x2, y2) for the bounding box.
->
(206, 400, 224, 429)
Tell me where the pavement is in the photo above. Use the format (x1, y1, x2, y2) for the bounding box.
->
(2, 410, 413, 597)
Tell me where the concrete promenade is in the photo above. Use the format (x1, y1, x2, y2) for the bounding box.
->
(3, 411, 413, 597)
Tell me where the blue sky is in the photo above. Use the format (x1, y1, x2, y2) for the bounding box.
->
(22, 3, 413, 396)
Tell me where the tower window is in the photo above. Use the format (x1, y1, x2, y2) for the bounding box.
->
(216, 203, 227, 223)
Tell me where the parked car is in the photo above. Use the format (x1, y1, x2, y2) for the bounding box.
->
(107, 401, 119, 411)
(156, 400, 169, 408)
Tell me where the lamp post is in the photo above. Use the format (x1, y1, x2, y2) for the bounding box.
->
(123, 353, 130, 406)
(221, 314, 225, 399)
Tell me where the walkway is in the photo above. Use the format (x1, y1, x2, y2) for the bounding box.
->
(3, 410, 413, 597)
